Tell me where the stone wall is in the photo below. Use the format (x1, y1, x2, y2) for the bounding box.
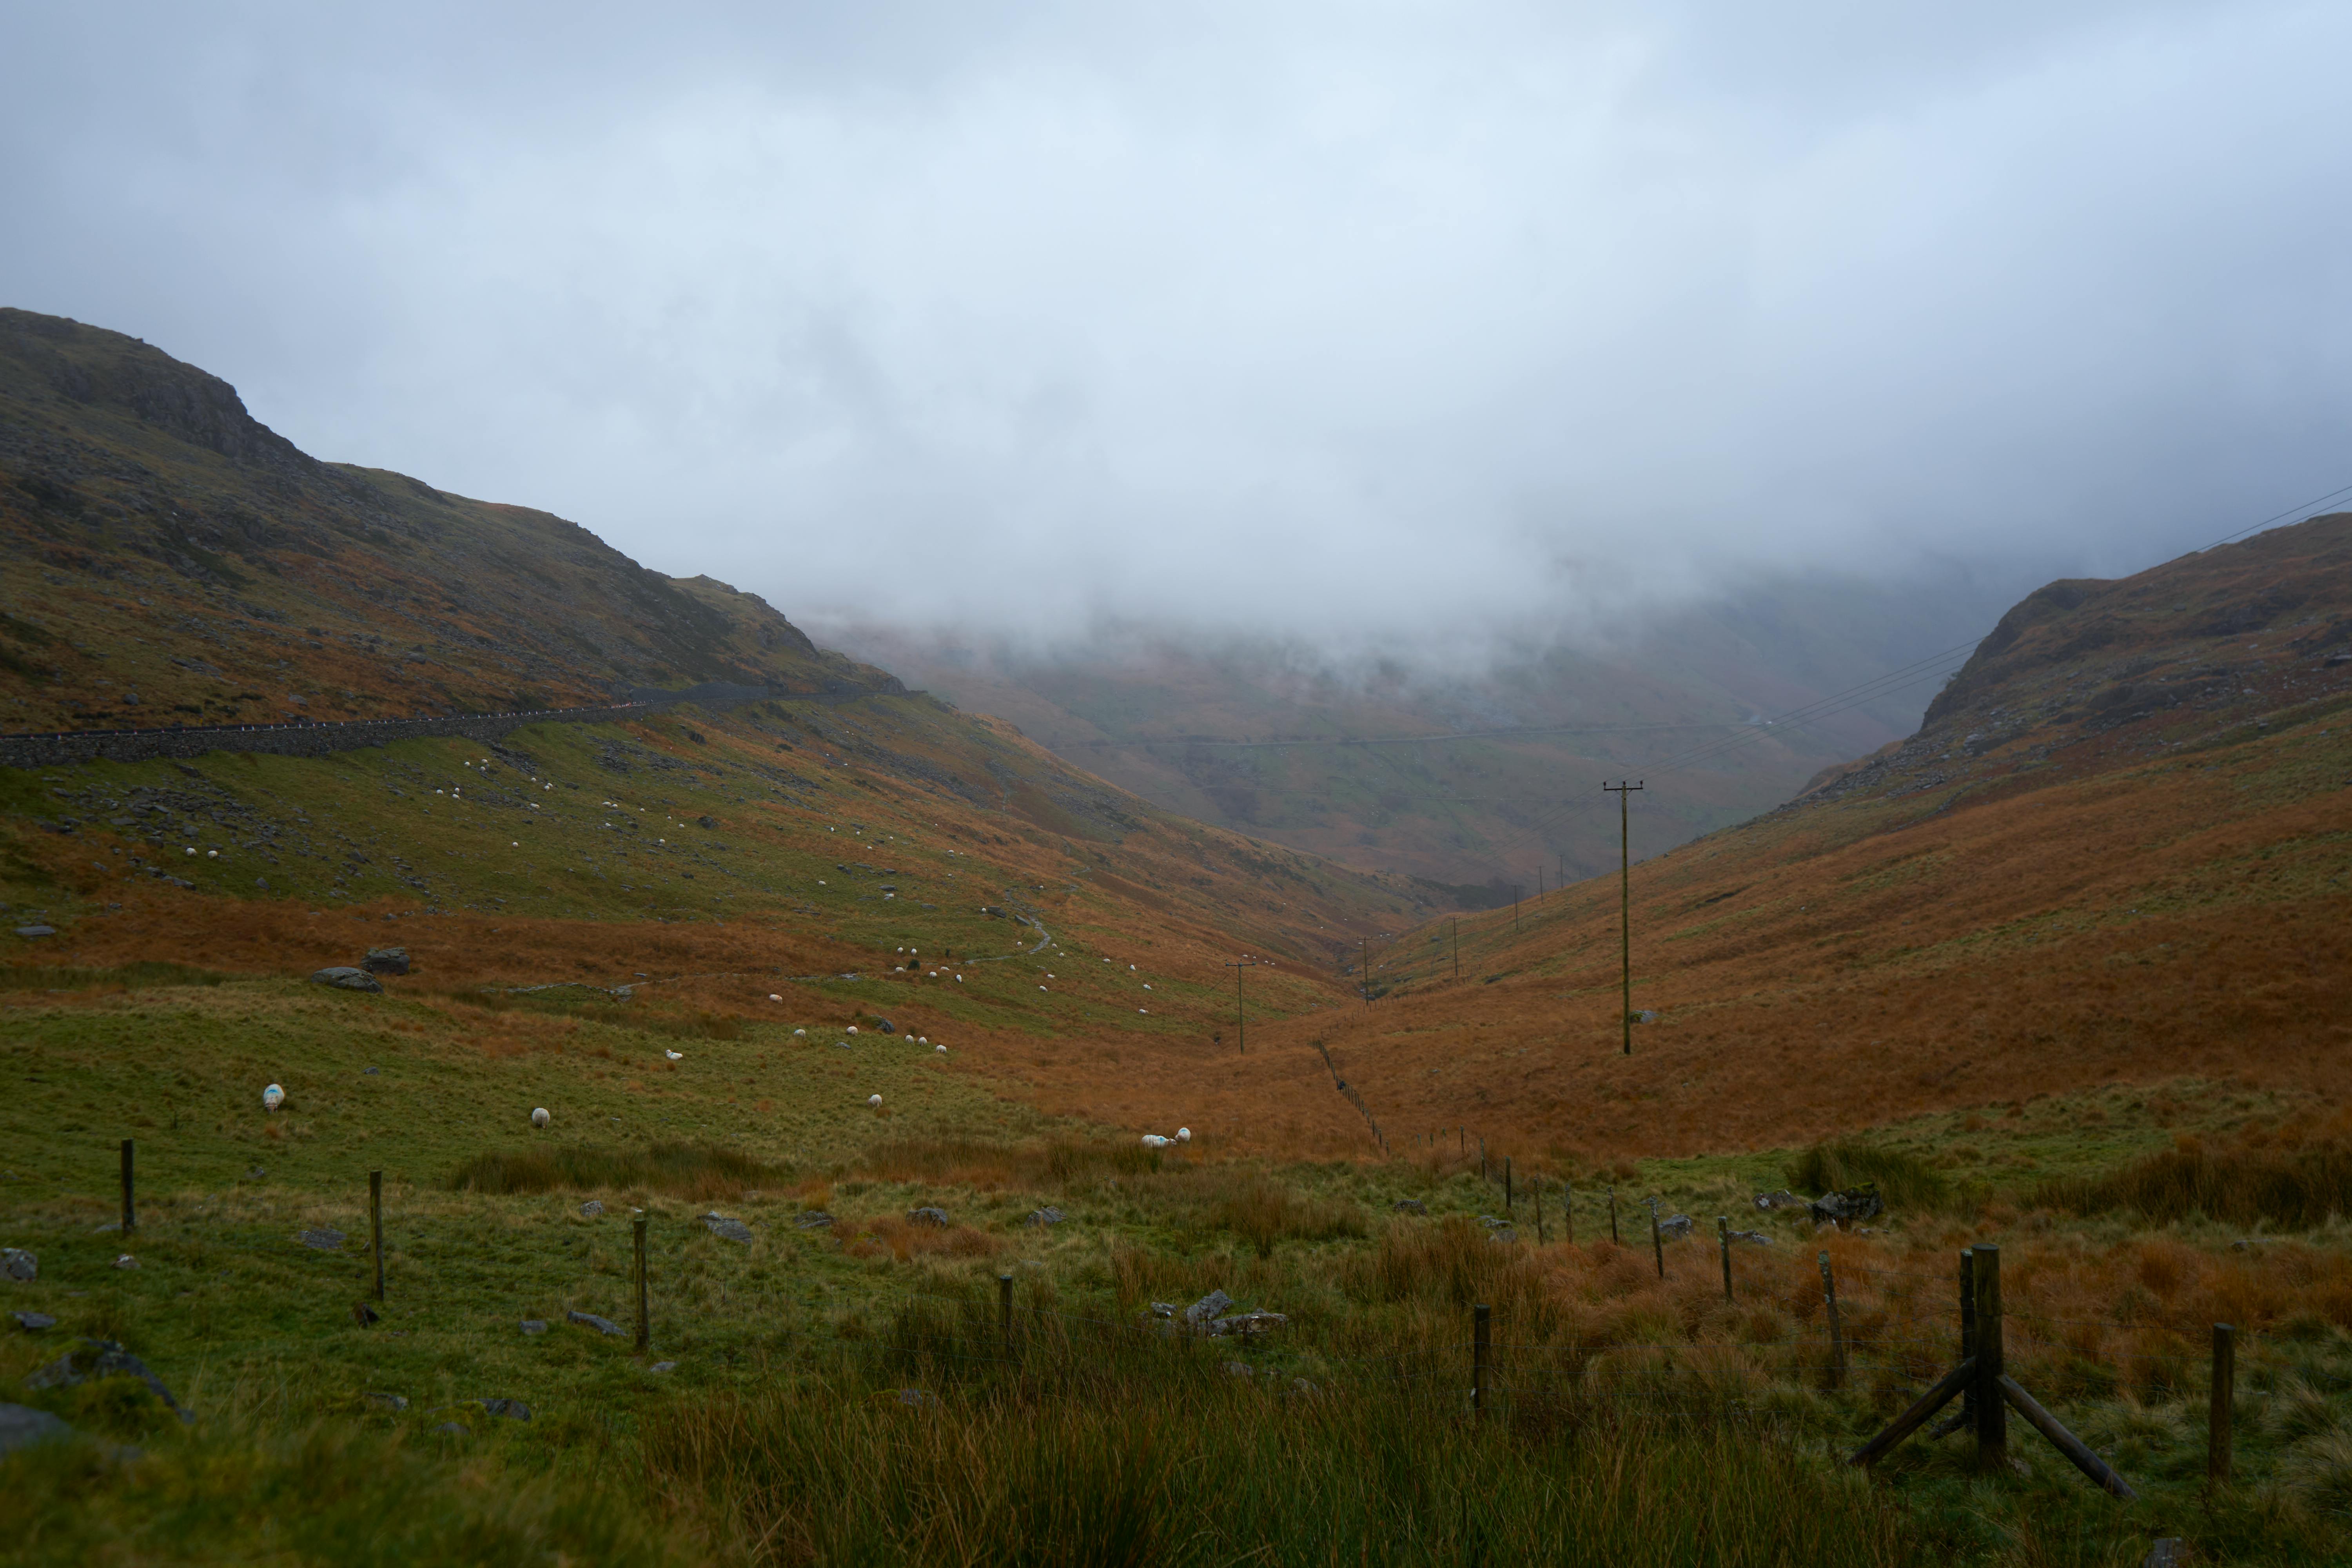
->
(0, 704, 650, 771)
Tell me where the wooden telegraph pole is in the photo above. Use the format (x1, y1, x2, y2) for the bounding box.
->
(1603, 781, 1644, 1054)
(1224, 957, 1258, 1050)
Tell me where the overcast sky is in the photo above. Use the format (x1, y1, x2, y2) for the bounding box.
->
(5, 2, 2349, 647)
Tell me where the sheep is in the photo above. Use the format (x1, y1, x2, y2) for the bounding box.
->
(262, 1083, 285, 1112)
(532, 1107, 551, 1128)
(1176, 1128, 1191, 1143)
(867, 1094, 883, 1108)
(664, 1049, 683, 1061)
(1141, 1134, 1169, 1148)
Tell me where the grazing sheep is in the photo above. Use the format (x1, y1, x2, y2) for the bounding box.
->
(1176, 1128, 1191, 1143)
(262, 1084, 285, 1112)
(868, 1094, 883, 1108)
(531, 1107, 550, 1128)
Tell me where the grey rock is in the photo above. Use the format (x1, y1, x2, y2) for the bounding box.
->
(875, 1018, 897, 1034)
(0, 1403, 74, 1456)
(1654, 1214, 1694, 1241)
(1725, 1229, 1775, 1246)
(361, 946, 411, 976)
(892, 1388, 939, 1408)
(364, 1392, 408, 1412)
(13, 1312, 56, 1331)
(792, 1210, 836, 1229)
(1147, 1302, 1178, 1319)
(2, 1248, 35, 1282)
(299, 1227, 346, 1250)
(579, 1200, 604, 1218)
(649, 1361, 677, 1373)
(906, 1206, 950, 1227)
(1209, 1311, 1290, 1338)
(479, 1399, 531, 1421)
(1752, 1190, 1807, 1212)
(114, 1254, 138, 1269)
(1808, 1184, 1884, 1229)
(1022, 1206, 1065, 1227)
(566, 1310, 623, 1337)
(1392, 1199, 1428, 1215)
(521, 1320, 548, 1336)
(432, 1421, 469, 1436)
(310, 966, 383, 993)
(25, 1339, 191, 1421)
(1183, 1290, 1234, 1331)
(701, 1213, 753, 1243)
(13, 926, 55, 939)
(1223, 1361, 1253, 1378)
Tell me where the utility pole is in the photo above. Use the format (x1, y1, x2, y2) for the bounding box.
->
(1513, 885, 1521, 931)
(1538, 867, 1544, 904)
(1223, 958, 1258, 1051)
(1603, 780, 1644, 1055)
(1452, 917, 1459, 979)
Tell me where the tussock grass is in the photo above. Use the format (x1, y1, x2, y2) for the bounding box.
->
(1202, 1171, 1366, 1256)
(644, 1335, 1912, 1567)
(855, 1134, 1161, 1189)
(1787, 1139, 1954, 1212)
(2036, 1128, 2352, 1228)
(450, 1139, 782, 1198)
(0, 1417, 672, 1568)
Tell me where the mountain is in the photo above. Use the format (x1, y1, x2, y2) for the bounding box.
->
(1030, 513, 2352, 1156)
(0, 307, 902, 733)
(0, 308, 1435, 1019)
(820, 565, 2033, 894)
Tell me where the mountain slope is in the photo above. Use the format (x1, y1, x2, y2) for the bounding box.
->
(1018, 514, 2352, 1156)
(0, 307, 899, 731)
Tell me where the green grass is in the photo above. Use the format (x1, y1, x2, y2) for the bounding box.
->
(2034, 1131, 2352, 1229)
(450, 1140, 784, 1198)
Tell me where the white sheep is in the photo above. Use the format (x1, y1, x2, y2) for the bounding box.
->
(1176, 1128, 1191, 1143)
(935, 1044, 947, 1054)
(1141, 1134, 1169, 1148)
(664, 1049, 683, 1061)
(262, 1083, 285, 1112)
(868, 1093, 883, 1108)
(532, 1107, 550, 1128)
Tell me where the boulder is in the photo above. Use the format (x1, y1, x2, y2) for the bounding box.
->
(793, 1210, 836, 1230)
(579, 1201, 604, 1218)
(1209, 1311, 1289, 1338)
(310, 966, 383, 993)
(906, 1207, 950, 1227)
(1182, 1290, 1234, 1331)
(875, 1018, 897, 1034)
(0, 1403, 74, 1457)
(1655, 1214, 1694, 1241)
(1725, 1229, 1775, 1247)
(25, 1339, 191, 1421)
(521, 1320, 548, 1336)
(479, 1399, 531, 1421)
(701, 1214, 753, 1243)
(361, 947, 411, 976)
(13, 926, 55, 939)
(567, 1310, 623, 1337)
(299, 1228, 346, 1250)
(1752, 1190, 1807, 1212)
(1022, 1206, 1065, 1228)
(1808, 1184, 1884, 1229)
(13, 1312, 56, 1332)
(2, 1248, 35, 1283)
(1392, 1199, 1428, 1215)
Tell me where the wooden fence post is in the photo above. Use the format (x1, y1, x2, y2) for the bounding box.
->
(1473, 1303, 1490, 1417)
(1000, 1272, 1015, 1359)
(2209, 1323, 2234, 1483)
(633, 1216, 650, 1354)
(1564, 1181, 1573, 1245)
(1820, 1252, 1846, 1390)
(1973, 1244, 2005, 1469)
(1717, 1217, 1733, 1303)
(1958, 1249, 1977, 1429)
(370, 1170, 384, 1301)
(1504, 1157, 1513, 1212)
(120, 1139, 135, 1235)
(1650, 1204, 1664, 1278)
(1608, 1187, 1619, 1245)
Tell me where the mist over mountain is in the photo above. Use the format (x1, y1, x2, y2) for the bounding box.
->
(819, 558, 2046, 888)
